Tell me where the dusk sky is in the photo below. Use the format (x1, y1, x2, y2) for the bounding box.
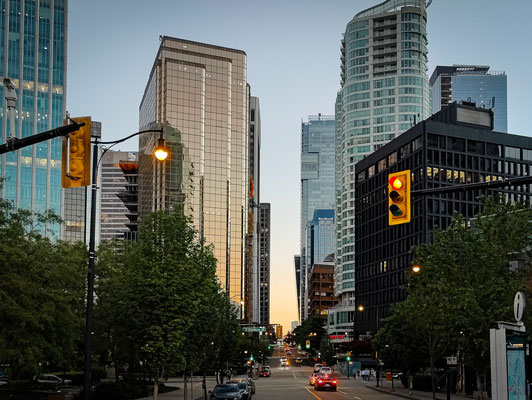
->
(67, 0, 532, 332)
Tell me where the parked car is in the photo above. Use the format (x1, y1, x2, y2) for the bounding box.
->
(314, 375, 337, 391)
(309, 372, 322, 386)
(314, 363, 324, 372)
(286, 350, 291, 355)
(319, 367, 332, 375)
(260, 366, 271, 377)
(227, 380, 252, 400)
(36, 374, 72, 385)
(209, 384, 242, 400)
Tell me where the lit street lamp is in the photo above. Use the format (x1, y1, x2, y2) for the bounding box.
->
(83, 127, 167, 400)
(411, 264, 421, 274)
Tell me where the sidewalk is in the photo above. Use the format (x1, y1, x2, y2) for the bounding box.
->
(366, 379, 470, 400)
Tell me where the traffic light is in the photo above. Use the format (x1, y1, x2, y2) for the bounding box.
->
(250, 355, 254, 361)
(62, 117, 92, 188)
(306, 340, 310, 349)
(346, 351, 351, 361)
(388, 170, 411, 225)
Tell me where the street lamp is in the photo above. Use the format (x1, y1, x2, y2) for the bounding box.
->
(83, 127, 167, 400)
(411, 264, 421, 274)
(357, 305, 365, 312)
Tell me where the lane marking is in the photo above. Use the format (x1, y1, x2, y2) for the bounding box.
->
(354, 396, 362, 400)
(306, 387, 322, 400)
(338, 389, 348, 394)
(291, 366, 298, 380)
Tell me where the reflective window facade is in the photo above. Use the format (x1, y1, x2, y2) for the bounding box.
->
(334, 0, 430, 334)
(139, 37, 249, 302)
(258, 203, 270, 326)
(300, 114, 335, 321)
(100, 150, 138, 241)
(430, 65, 507, 132)
(0, 0, 67, 238)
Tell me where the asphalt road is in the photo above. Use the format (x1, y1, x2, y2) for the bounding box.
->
(248, 350, 400, 400)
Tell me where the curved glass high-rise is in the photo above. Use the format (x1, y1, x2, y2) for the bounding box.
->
(331, 0, 430, 338)
(0, 0, 68, 238)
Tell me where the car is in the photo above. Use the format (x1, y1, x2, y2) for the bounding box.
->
(209, 383, 242, 400)
(36, 374, 72, 385)
(295, 358, 303, 365)
(314, 363, 324, 372)
(319, 367, 332, 375)
(259, 366, 271, 377)
(314, 375, 337, 391)
(309, 373, 322, 386)
(280, 359, 289, 367)
(286, 350, 292, 355)
(227, 380, 252, 400)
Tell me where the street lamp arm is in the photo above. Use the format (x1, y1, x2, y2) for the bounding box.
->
(94, 128, 163, 145)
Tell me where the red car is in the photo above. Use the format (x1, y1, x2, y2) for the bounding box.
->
(260, 367, 271, 377)
(314, 375, 337, 391)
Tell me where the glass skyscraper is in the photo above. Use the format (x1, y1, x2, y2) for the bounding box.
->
(299, 114, 335, 321)
(0, 0, 67, 237)
(332, 0, 430, 338)
(430, 65, 507, 132)
(139, 37, 249, 303)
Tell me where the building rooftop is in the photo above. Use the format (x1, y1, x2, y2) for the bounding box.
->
(430, 65, 506, 86)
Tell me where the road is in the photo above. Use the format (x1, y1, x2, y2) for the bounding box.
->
(247, 349, 400, 400)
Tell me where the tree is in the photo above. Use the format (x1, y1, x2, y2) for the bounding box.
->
(292, 316, 326, 353)
(0, 191, 86, 377)
(115, 210, 218, 400)
(381, 197, 532, 399)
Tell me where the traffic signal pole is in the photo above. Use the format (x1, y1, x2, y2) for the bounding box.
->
(0, 122, 86, 155)
(411, 175, 532, 196)
(83, 139, 99, 400)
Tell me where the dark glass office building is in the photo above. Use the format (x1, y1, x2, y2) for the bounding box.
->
(355, 102, 532, 335)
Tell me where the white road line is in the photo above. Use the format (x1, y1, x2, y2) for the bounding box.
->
(354, 396, 362, 400)
(291, 366, 298, 380)
(338, 389, 348, 394)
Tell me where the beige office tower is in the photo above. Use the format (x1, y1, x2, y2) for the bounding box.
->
(139, 36, 249, 302)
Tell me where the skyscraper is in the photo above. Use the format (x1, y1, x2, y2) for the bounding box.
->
(139, 37, 249, 302)
(430, 65, 507, 132)
(259, 202, 270, 326)
(299, 114, 335, 321)
(249, 96, 261, 323)
(0, 0, 68, 237)
(333, 0, 430, 337)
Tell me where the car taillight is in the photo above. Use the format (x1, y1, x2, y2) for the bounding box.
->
(318, 380, 322, 384)
(333, 380, 337, 383)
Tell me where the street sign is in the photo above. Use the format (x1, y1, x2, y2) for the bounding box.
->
(446, 356, 458, 365)
(359, 334, 372, 340)
(242, 327, 266, 333)
(514, 292, 526, 322)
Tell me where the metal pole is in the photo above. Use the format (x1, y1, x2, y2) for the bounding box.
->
(447, 368, 451, 400)
(83, 140, 99, 400)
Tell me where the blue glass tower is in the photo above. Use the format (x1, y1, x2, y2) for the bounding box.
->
(299, 114, 335, 321)
(430, 65, 507, 132)
(0, 0, 67, 237)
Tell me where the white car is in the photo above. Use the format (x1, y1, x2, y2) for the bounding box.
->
(320, 367, 333, 375)
(36, 374, 72, 385)
(314, 363, 324, 372)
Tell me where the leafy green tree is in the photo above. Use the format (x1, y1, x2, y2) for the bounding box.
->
(0, 192, 86, 377)
(380, 197, 531, 399)
(115, 210, 217, 400)
(292, 316, 326, 353)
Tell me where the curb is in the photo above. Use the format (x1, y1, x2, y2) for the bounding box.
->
(367, 386, 420, 400)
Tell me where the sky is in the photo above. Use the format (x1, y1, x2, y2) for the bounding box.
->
(67, 0, 532, 333)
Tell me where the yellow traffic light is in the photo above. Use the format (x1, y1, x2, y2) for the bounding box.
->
(62, 117, 92, 188)
(388, 170, 411, 225)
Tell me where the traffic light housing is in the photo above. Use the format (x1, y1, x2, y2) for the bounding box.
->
(388, 170, 411, 225)
(62, 117, 92, 188)
(306, 340, 310, 349)
(346, 351, 351, 361)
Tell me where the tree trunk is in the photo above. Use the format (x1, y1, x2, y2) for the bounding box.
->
(429, 336, 436, 400)
(183, 375, 188, 400)
(476, 374, 485, 400)
(153, 375, 159, 400)
(191, 372, 194, 399)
